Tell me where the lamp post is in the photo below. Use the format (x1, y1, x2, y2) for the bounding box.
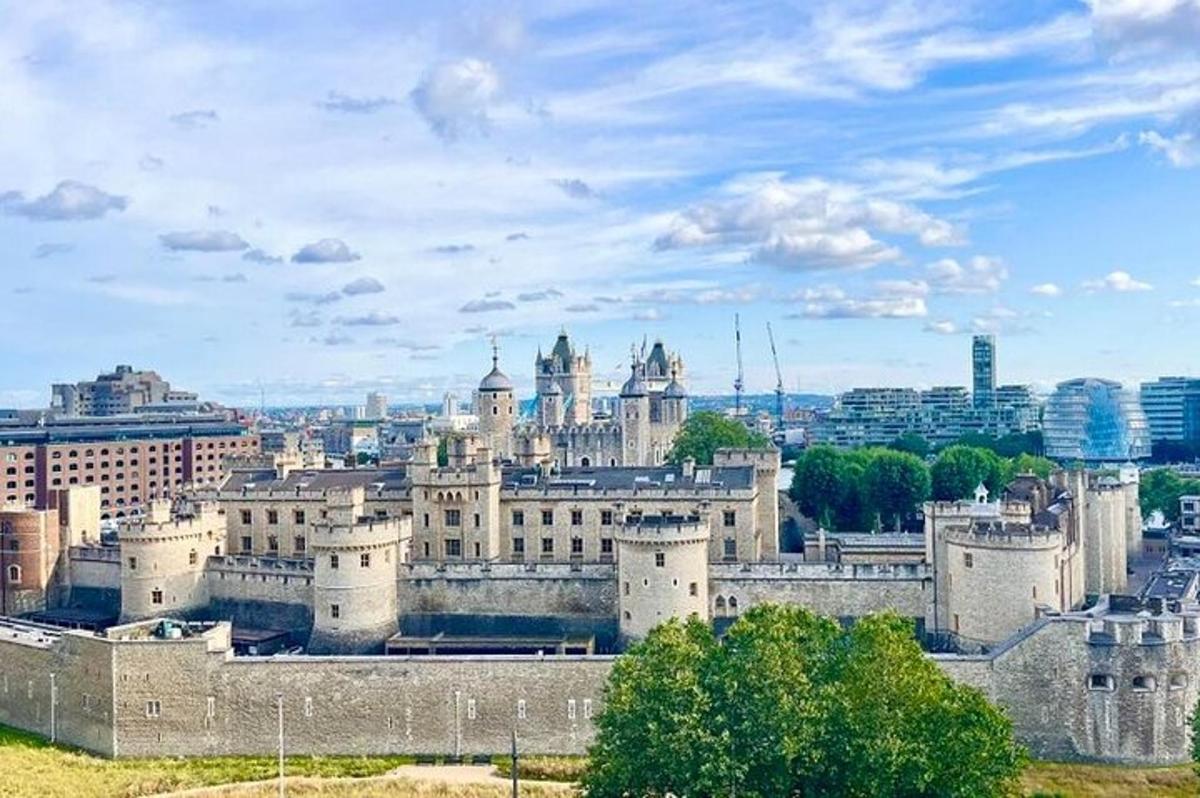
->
(276, 692, 284, 798)
(511, 729, 518, 798)
(49, 673, 57, 744)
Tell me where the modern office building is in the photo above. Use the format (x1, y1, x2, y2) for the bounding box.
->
(365, 392, 389, 420)
(1139, 377, 1200, 448)
(51, 365, 198, 417)
(1043, 378, 1151, 462)
(972, 334, 996, 409)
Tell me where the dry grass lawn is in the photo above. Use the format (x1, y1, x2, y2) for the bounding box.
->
(1020, 760, 1198, 797)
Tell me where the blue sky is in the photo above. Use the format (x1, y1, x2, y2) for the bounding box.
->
(2, 0, 1199, 406)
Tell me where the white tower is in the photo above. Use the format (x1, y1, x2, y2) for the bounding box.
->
(477, 342, 516, 460)
(616, 513, 710, 642)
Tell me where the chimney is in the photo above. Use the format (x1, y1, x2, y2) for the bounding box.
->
(682, 457, 696, 479)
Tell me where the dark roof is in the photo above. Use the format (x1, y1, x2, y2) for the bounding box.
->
(0, 416, 248, 446)
(550, 333, 574, 369)
(500, 464, 755, 492)
(221, 467, 408, 494)
(646, 341, 670, 376)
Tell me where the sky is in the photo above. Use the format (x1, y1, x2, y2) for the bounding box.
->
(2, 0, 1200, 407)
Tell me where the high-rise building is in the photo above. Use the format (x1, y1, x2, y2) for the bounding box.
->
(365, 392, 388, 420)
(51, 365, 198, 417)
(1043, 378, 1151, 462)
(1139, 377, 1200, 448)
(972, 335, 996, 409)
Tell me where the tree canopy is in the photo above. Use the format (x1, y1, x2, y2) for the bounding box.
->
(584, 605, 1027, 798)
(667, 410, 771, 465)
(1141, 468, 1200, 522)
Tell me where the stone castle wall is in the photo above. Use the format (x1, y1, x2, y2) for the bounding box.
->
(397, 562, 618, 617)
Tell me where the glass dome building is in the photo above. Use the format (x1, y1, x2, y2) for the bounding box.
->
(1043, 378, 1151, 462)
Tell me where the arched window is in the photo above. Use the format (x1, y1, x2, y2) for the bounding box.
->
(6, 564, 21, 583)
(715, 596, 727, 616)
(580, 457, 591, 468)
(728, 596, 739, 614)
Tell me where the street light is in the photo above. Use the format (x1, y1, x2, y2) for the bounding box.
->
(276, 692, 284, 798)
(49, 673, 57, 744)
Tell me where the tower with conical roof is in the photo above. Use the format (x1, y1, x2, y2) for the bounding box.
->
(477, 340, 515, 460)
(620, 354, 650, 466)
(535, 330, 592, 426)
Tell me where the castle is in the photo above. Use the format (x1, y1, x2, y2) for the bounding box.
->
(0, 338, 1190, 766)
(479, 332, 688, 468)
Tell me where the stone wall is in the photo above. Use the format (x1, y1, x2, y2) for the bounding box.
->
(397, 562, 618, 617)
(203, 556, 313, 633)
(64, 546, 121, 611)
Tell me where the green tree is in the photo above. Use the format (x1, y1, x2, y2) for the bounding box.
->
(1012, 453, 1056, 480)
(436, 436, 449, 467)
(931, 445, 1006, 501)
(585, 607, 1027, 798)
(863, 449, 931, 531)
(889, 433, 931, 459)
(666, 410, 771, 465)
(812, 614, 1027, 797)
(790, 446, 843, 523)
(581, 618, 719, 798)
(1139, 468, 1200, 522)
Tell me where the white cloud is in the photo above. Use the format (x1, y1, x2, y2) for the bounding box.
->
(925, 256, 1008, 294)
(924, 320, 959, 335)
(159, 230, 249, 252)
(1086, 0, 1200, 53)
(1031, 282, 1063, 296)
(1140, 129, 1199, 167)
(460, 298, 516, 313)
(785, 286, 928, 320)
(342, 277, 385, 296)
(1, 180, 128, 221)
(334, 311, 399, 326)
(654, 175, 961, 271)
(291, 238, 361, 264)
(316, 91, 396, 114)
(1083, 269, 1154, 292)
(410, 59, 499, 141)
(169, 109, 219, 129)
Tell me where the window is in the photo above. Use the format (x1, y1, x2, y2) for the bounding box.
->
(330, 554, 339, 570)
(267, 509, 279, 525)
(304, 697, 313, 717)
(474, 513, 481, 528)
(541, 509, 553, 525)
(1088, 674, 1115, 691)
(294, 510, 306, 524)
(6, 565, 20, 584)
(689, 582, 698, 596)
(423, 542, 430, 558)
(623, 581, 630, 596)
(601, 510, 614, 526)
(330, 604, 340, 619)
(267, 535, 279, 552)
(723, 510, 736, 527)
(240, 509, 252, 524)
(474, 541, 481, 558)
(360, 552, 371, 568)
(583, 699, 593, 719)
(964, 552, 974, 568)
(512, 537, 525, 556)
(1170, 673, 1188, 690)
(1132, 675, 1157, 692)
(294, 536, 306, 553)
(445, 509, 462, 527)
(655, 552, 666, 567)
(571, 509, 583, 526)
(241, 536, 252, 553)
(446, 539, 462, 557)
(723, 538, 736, 560)
(568, 699, 577, 720)
(145, 700, 161, 718)
(188, 550, 198, 566)
(517, 700, 526, 720)
(467, 698, 477, 720)
(541, 537, 554, 555)
(423, 513, 430, 528)
(600, 537, 613, 556)
(512, 510, 525, 526)
(151, 589, 163, 605)
(571, 537, 584, 555)
(128, 557, 138, 570)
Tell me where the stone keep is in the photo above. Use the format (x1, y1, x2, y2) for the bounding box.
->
(307, 487, 405, 654)
(118, 499, 224, 622)
(476, 347, 516, 461)
(616, 514, 710, 640)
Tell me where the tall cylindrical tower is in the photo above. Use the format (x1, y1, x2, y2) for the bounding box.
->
(616, 514, 710, 642)
(620, 364, 650, 466)
(118, 499, 224, 622)
(477, 344, 515, 460)
(308, 487, 404, 654)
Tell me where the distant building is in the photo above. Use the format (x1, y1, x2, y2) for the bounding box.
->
(1140, 377, 1200, 450)
(365, 392, 388, 420)
(972, 334, 996, 409)
(51, 365, 198, 417)
(1043, 378, 1151, 462)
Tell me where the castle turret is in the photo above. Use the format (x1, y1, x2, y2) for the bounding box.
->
(662, 368, 689, 428)
(616, 513, 710, 642)
(307, 487, 405, 654)
(118, 499, 225, 622)
(538, 380, 565, 428)
(620, 362, 650, 466)
(409, 440, 502, 562)
(477, 343, 515, 460)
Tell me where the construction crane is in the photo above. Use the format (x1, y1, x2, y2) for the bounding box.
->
(733, 314, 745, 416)
(767, 321, 784, 429)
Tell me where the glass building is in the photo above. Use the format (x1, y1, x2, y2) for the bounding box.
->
(972, 334, 996, 409)
(1043, 378, 1151, 462)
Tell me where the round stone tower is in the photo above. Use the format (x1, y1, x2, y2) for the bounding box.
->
(118, 499, 225, 622)
(477, 343, 515, 460)
(616, 513, 710, 642)
(619, 362, 650, 466)
(308, 487, 404, 654)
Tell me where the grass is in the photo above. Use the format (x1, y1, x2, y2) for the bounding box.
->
(210, 778, 573, 797)
(492, 755, 587, 783)
(0, 724, 413, 798)
(1020, 760, 1198, 797)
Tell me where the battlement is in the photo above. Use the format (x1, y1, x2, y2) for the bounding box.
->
(119, 509, 222, 542)
(712, 448, 781, 471)
(709, 560, 931, 581)
(310, 516, 405, 550)
(206, 554, 313, 575)
(616, 514, 709, 546)
(943, 521, 1063, 549)
(69, 544, 121, 562)
(403, 560, 616, 581)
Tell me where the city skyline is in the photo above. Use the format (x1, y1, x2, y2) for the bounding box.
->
(3, 1, 1200, 405)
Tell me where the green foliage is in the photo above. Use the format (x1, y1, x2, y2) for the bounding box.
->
(931, 445, 1008, 501)
(666, 410, 771, 465)
(889, 433, 931, 459)
(585, 607, 1027, 798)
(949, 431, 1044, 458)
(1141, 468, 1200, 522)
(863, 449, 931, 531)
(436, 436, 449, 467)
(1192, 696, 1200, 775)
(1012, 453, 1057, 480)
